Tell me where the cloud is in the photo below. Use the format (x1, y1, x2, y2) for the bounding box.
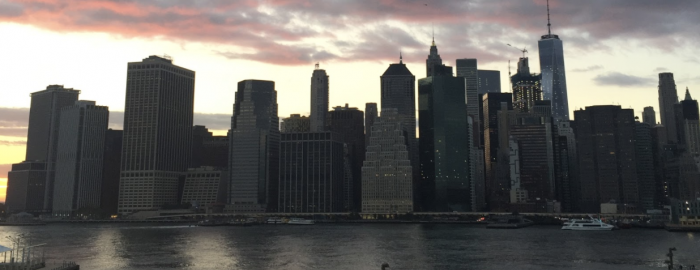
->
(654, 67, 669, 73)
(0, 140, 25, 146)
(0, 107, 28, 137)
(571, 65, 603, 72)
(108, 111, 230, 131)
(593, 72, 654, 87)
(0, 0, 698, 66)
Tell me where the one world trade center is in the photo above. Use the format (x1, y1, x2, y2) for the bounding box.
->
(538, 0, 569, 121)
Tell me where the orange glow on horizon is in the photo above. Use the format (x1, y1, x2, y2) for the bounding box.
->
(0, 177, 6, 203)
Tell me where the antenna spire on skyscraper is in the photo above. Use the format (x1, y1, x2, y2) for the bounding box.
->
(400, 51, 403, 64)
(547, 0, 552, 35)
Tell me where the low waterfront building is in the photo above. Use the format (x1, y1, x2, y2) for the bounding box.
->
(668, 198, 700, 227)
(181, 167, 227, 207)
(6, 162, 47, 214)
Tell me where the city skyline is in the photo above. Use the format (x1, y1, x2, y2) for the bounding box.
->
(2, 1, 700, 203)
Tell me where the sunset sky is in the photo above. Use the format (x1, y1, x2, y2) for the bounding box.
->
(1, 0, 699, 203)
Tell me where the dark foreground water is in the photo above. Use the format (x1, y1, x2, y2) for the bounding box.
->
(0, 223, 698, 270)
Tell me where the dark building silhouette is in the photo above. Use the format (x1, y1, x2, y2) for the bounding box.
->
(100, 129, 122, 215)
(554, 120, 577, 212)
(310, 65, 329, 132)
(426, 39, 443, 77)
(456, 59, 479, 122)
(477, 70, 501, 94)
(634, 121, 657, 211)
(52, 101, 109, 216)
(538, 2, 570, 121)
(118, 55, 195, 214)
(676, 88, 700, 155)
(278, 132, 344, 213)
(326, 104, 365, 212)
(658, 73, 679, 143)
(5, 162, 47, 213)
(228, 80, 279, 213)
(511, 58, 542, 114)
(364, 103, 378, 148)
(418, 73, 471, 212)
(642, 107, 657, 126)
(482, 93, 513, 209)
(281, 114, 310, 133)
(192, 125, 228, 169)
(509, 112, 555, 203)
(574, 106, 638, 213)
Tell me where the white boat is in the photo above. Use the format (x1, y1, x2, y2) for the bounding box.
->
(561, 215, 615, 231)
(287, 218, 315, 225)
(266, 217, 283, 224)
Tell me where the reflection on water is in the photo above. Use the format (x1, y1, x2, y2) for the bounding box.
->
(0, 224, 698, 270)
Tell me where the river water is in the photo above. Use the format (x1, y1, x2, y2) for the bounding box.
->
(0, 223, 698, 269)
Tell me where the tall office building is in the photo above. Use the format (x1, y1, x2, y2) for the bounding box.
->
(279, 132, 345, 213)
(118, 55, 195, 214)
(456, 59, 479, 121)
(574, 106, 638, 213)
(634, 121, 657, 211)
(650, 126, 668, 208)
(191, 125, 229, 168)
(365, 103, 378, 146)
(538, 1, 569, 121)
(642, 107, 657, 126)
(19, 85, 81, 211)
(678, 88, 700, 155)
(658, 73, 679, 143)
(511, 58, 543, 113)
(52, 101, 109, 216)
(310, 64, 329, 132)
(361, 109, 413, 214)
(426, 39, 443, 77)
(482, 93, 513, 209)
(509, 113, 555, 203)
(228, 80, 280, 213)
(418, 74, 471, 212)
(477, 70, 501, 94)
(100, 129, 122, 215)
(326, 104, 365, 211)
(281, 114, 310, 133)
(554, 121, 577, 212)
(381, 56, 418, 208)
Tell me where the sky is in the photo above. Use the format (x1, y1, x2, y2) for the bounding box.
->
(1, 0, 699, 203)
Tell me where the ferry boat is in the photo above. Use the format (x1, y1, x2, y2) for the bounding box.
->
(561, 215, 615, 231)
(486, 214, 534, 229)
(266, 217, 284, 224)
(287, 218, 315, 225)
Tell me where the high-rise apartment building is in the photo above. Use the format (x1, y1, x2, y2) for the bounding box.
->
(538, 1, 569, 121)
(361, 109, 413, 214)
(642, 107, 657, 126)
(658, 73, 679, 143)
(118, 55, 195, 214)
(477, 70, 501, 94)
(326, 104, 365, 211)
(228, 80, 279, 213)
(511, 58, 542, 114)
(52, 101, 109, 216)
(20, 85, 81, 211)
(279, 132, 345, 213)
(574, 106, 639, 213)
(281, 114, 310, 133)
(310, 65, 329, 132)
(418, 74, 471, 212)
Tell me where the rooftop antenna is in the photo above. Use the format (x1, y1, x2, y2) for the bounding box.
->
(400, 51, 403, 64)
(546, 0, 551, 35)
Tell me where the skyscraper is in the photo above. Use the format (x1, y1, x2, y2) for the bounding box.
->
(52, 101, 109, 216)
(279, 132, 345, 213)
(678, 88, 700, 155)
(228, 80, 280, 213)
(477, 70, 501, 94)
(634, 121, 657, 211)
(658, 72, 679, 143)
(426, 39, 443, 77)
(456, 59, 479, 124)
(538, 0, 570, 121)
(511, 58, 543, 113)
(574, 106, 638, 213)
(418, 73, 471, 212)
(380, 55, 418, 208)
(100, 129, 122, 215)
(310, 64, 329, 132)
(361, 109, 413, 214)
(20, 85, 81, 211)
(554, 121, 577, 212)
(643, 106, 657, 126)
(508, 113, 555, 204)
(482, 93, 513, 209)
(326, 104, 365, 211)
(118, 55, 195, 214)
(364, 102, 378, 146)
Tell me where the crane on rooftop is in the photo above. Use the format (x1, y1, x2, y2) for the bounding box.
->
(506, 44, 528, 58)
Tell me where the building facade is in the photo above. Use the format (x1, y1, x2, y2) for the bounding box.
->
(278, 132, 345, 213)
(181, 167, 227, 207)
(228, 80, 280, 213)
(281, 114, 310, 133)
(658, 73, 679, 143)
(538, 33, 569, 121)
(574, 106, 639, 213)
(326, 104, 365, 211)
(361, 109, 413, 214)
(643, 106, 657, 126)
(100, 129, 122, 215)
(418, 75, 471, 212)
(192, 125, 229, 168)
(364, 103, 378, 147)
(511, 58, 542, 114)
(426, 40, 443, 77)
(118, 55, 195, 214)
(52, 101, 109, 216)
(634, 121, 657, 211)
(456, 58, 479, 121)
(477, 70, 501, 94)
(5, 162, 47, 213)
(310, 65, 329, 132)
